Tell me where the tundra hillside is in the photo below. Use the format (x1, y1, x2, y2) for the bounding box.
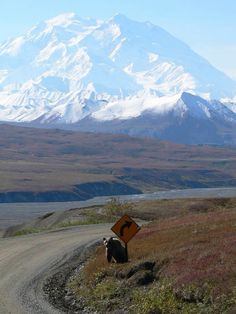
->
(0, 124, 236, 202)
(67, 198, 236, 314)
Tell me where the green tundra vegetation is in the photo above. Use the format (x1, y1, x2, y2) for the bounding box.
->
(69, 198, 236, 314)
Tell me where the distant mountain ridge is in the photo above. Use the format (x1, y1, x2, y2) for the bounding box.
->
(0, 13, 236, 145)
(67, 92, 236, 145)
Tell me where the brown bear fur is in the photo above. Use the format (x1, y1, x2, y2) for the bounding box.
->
(103, 237, 128, 263)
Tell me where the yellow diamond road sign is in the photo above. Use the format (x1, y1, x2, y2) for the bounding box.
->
(111, 214, 141, 244)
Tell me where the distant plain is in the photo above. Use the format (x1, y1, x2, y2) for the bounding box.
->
(1, 124, 236, 194)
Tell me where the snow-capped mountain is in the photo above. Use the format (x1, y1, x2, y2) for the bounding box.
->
(68, 92, 236, 145)
(222, 97, 236, 114)
(0, 13, 236, 145)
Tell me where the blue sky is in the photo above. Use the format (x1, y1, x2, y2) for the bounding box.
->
(1, 0, 236, 79)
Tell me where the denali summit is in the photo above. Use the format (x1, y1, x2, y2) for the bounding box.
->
(0, 13, 236, 144)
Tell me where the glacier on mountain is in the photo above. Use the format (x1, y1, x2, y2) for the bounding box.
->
(0, 12, 236, 126)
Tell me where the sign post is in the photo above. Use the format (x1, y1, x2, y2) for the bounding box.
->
(111, 214, 141, 261)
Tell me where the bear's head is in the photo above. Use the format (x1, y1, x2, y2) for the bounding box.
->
(103, 237, 113, 249)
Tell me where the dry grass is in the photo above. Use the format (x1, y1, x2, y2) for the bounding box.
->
(84, 209, 236, 295)
(134, 210, 236, 294)
(70, 198, 236, 313)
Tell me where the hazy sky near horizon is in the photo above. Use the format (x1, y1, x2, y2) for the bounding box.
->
(1, 0, 235, 79)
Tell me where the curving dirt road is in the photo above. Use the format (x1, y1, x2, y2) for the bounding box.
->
(0, 224, 111, 314)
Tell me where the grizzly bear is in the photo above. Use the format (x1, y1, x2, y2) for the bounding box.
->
(103, 237, 128, 263)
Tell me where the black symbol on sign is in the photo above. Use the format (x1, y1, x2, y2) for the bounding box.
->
(120, 221, 132, 236)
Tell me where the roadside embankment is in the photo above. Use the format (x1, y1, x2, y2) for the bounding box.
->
(42, 197, 236, 313)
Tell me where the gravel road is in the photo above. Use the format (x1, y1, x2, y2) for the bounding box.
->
(0, 224, 111, 314)
(0, 187, 236, 313)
